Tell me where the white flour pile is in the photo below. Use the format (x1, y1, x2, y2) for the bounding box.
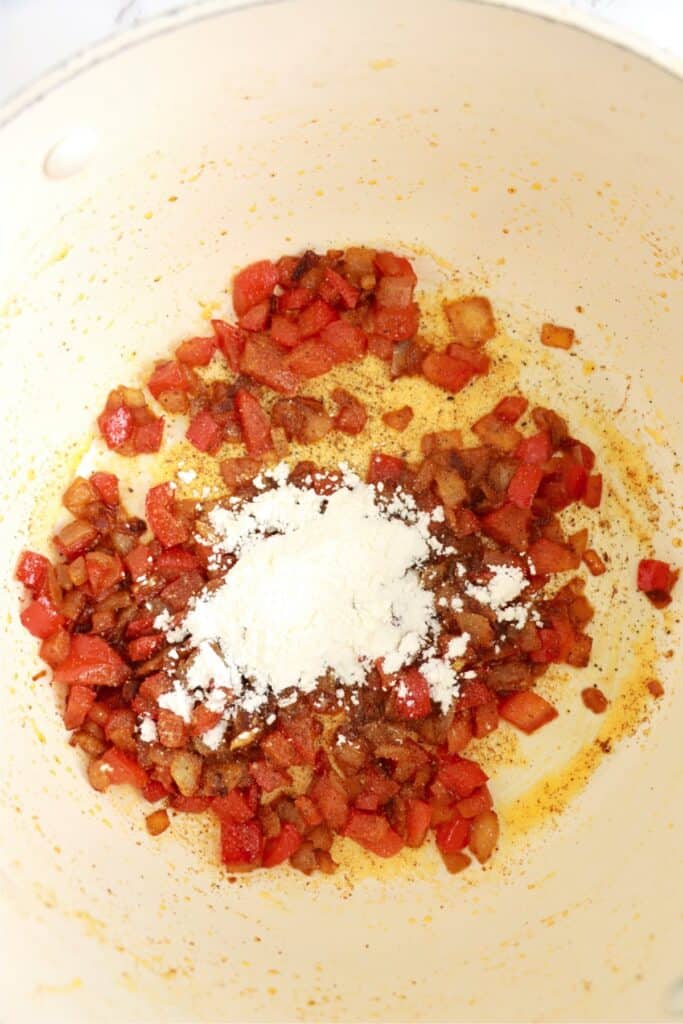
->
(147, 462, 532, 748)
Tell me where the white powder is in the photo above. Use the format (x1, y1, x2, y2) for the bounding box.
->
(186, 642, 241, 696)
(464, 563, 530, 631)
(178, 468, 197, 484)
(138, 715, 157, 743)
(382, 631, 424, 674)
(447, 633, 471, 659)
(153, 464, 463, 726)
(149, 467, 542, 737)
(202, 718, 228, 751)
(421, 658, 460, 713)
(496, 604, 529, 629)
(182, 477, 437, 704)
(464, 563, 528, 610)
(158, 682, 195, 724)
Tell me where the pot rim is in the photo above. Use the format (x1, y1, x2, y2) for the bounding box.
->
(1, 0, 682, 134)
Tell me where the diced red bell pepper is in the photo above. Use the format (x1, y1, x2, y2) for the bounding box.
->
(355, 769, 400, 811)
(530, 628, 562, 664)
(473, 702, 499, 739)
(239, 300, 271, 332)
(405, 798, 432, 848)
(53, 634, 129, 687)
(143, 779, 169, 803)
(261, 729, 299, 768)
(583, 473, 603, 509)
(445, 507, 480, 537)
(297, 299, 339, 339)
(232, 259, 279, 317)
(376, 275, 416, 309)
(98, 402, 134, 449)
(527, 538, 578, 574)
(250, 761, 292, 793)
(125, 613, 156, 640)
(63, 684, 96, 730)
(494, 395, 528, 423)
(127, 634, 164, 662)
(374, 303, 419, 341)
(320, 321, 367, 363)
(446, 715, 474, 754)
(437, 757, 488, 799)
(276, 255, 299, 287)
(89, 472, 119, 506)
(456, 785, 493, 819)
(219, 818, 264, 869)
(515, 431, 552, 464)
(54, 521, 99, 559)
(567, 438, 596, 471)
(85, 551, 124, 597)
(367, 333, 394, 361)
(41, 628, 71, 670)
(435, 814, 470, 854)
(311, 774, 350, 830)
(213, 787, 258, 824)
(186, 409, 223, 454)
(211, 319, 245, 372)
(240, 336, 299, 395)
(16, 550, 50, 596)
(262, 823, 303, 868)
(540, 458, 587, 510)
(499, 691, 558, 733)
(270, 314, 301, 349)
(507, 463, 543, 509)
(125, 543, 154, 581)
(277, 286, 314, 313)
(97, 748, 148, 790)
(133, 417, 164, 454)
(319, 267, 360, 309)
(334, 403, 367, 436)
(234, 389, 273, 457)
(20, 597, 65, 639)
(446, 342, 491, 373)
(480, 503, 531, 550)
(637, 558, 677, 596)
(374, 251, 417, 282)
(331, 387, 367, 437)
(422, 352, 476, 394)
(382, 406, 414, 432)
(367, 452, 405, 485)
(295, 795, 323, 827)
(285, 340, 336, 379)
(344, 810, 403, 858)
(170, 795, 213, 813)
(176, 335, 216, 366)
(160, 570, 204, 613)
(154, 547, 199, 579)
(147, 360, 195, 400)
(280, 713, 318, 765)
(457, 680, 495, 710)
(562, 461, 588, 500)
(393, 667, 432, 720)
(472, 412, 521, 451)
(189, 704, 222, 738)
(145, 482, 190, 548)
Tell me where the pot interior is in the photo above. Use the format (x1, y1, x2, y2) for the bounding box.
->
(1, 1, 681, 1020)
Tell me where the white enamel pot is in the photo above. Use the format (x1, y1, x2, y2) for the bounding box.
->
(1, 2, 681, 1021)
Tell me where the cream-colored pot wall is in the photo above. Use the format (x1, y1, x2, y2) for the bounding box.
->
(1, 1, 681, 1021)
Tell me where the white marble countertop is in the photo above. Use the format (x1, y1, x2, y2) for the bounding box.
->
(0, 0, 681, 104)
